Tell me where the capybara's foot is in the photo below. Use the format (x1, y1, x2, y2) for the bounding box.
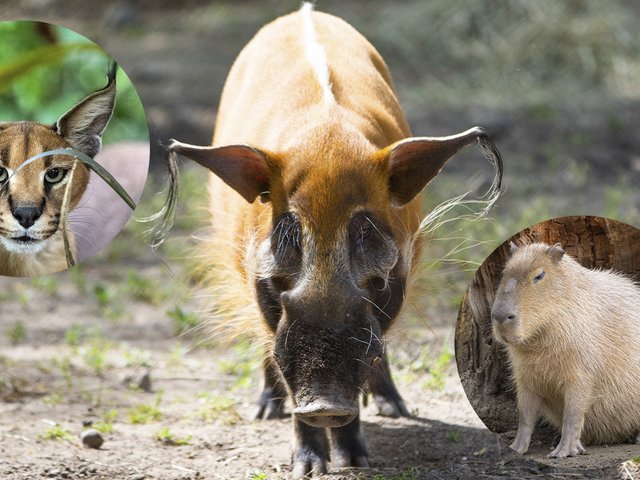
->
(548, 439, 585, 458)
(510, 435, 530, 455)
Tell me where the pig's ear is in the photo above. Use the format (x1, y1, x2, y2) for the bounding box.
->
(384, 126, 503, 206)
(169, 141, 272, 203)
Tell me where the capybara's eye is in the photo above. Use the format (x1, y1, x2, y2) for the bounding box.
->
(533, 271, 545, 283)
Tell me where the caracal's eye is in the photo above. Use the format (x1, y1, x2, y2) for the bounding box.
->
(44, 167, 67, 184)
(0, 168, 7, 183)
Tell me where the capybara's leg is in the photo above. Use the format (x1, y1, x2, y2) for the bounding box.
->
(548, 388, 587, 458)
(292, 418, 329, 479)
(367, 353, 410, 417)
(329, 414, 370, 468)
(511, 384, 542, 454)
(254, 356, 288, 420)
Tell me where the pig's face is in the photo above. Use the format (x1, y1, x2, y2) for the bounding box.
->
(255, 146, 408, 428)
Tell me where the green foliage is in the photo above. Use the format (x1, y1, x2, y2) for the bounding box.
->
(154, 426, 192, 446)
(6, 321, 26, 345)
(446, 430, 462, 442)
(40, 424, 72, 441)
(167, 306, 200, 335)
(373, 467, 418, 480)
(128, 391, 164, 424)
(30, 276, 59, 296)
(93, 409, 118, 434)
(0, 21, 147, 144)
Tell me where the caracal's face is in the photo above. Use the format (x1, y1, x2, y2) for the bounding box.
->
(0, 122, 89, 254)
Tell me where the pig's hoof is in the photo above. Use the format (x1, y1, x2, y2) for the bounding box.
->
(548, 441, 585, 458)
(372, 393, 410, 418)
(332, 449, 370, 469)
(292, 450, 328, 479)
(253, 387, 287, 420)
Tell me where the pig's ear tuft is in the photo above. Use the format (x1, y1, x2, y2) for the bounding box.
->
(384, 126, 503, 206)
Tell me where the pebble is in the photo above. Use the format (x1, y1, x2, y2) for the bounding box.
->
(80, 429, 104, 449)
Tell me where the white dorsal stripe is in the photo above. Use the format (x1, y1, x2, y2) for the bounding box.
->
(300, 3, 333, 101)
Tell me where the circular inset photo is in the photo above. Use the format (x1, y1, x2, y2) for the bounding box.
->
(0, 21, 149, 277)
(456, 215, 640, 469)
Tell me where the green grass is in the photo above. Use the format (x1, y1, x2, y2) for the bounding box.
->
(154, 426, 192, 446)
(167, 305, 201, 335)
(40, 424, 73, 441)
(5, 321, 26, 345)
(373, 467, 418, 480)
(93, 409, 118, 434)
(128, 391, 163, 424)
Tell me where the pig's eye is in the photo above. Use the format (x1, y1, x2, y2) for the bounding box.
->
(271, 211, 302, 261)
(533, 271, 545, 283)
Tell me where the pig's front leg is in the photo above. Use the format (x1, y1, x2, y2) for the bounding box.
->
(367, 354, 410, 417)
(292, 418, 329, 479)
(548, 387, 588, 458)
(254, 357, 287, 420)
(511, 383, 542, 454)
(329, 414, 369, 468)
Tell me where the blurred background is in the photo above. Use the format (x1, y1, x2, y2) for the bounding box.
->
(0, 1, 638, 479)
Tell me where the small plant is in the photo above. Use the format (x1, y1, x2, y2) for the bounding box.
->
(422, 346, 453, 391)
(196, 392, 241, 424)
(373, 467, 418, 480)
(64, 324, 85, 347)
(446, 430, 461, 442)
(30, 276, 59, 296)
(93, 409, 117, 434)
(41, 392, 63, 405)
(128, 391, 163, 424)
(154, 426, 191, 446)
(82, 337, 111, 376)
(6, 321, 26, 345)
(249, 471, 269, 480)
(40, 424, 72, 441)
(167, 306, 200, 335)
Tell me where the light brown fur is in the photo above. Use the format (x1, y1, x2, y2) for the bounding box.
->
(492, 242, 640, 457)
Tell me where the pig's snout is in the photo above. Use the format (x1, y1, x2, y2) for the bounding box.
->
(293, 398, 358, 428)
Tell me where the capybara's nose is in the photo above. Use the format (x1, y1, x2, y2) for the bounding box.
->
(293, 399, 358, 428)
(491, 307, 517, 324)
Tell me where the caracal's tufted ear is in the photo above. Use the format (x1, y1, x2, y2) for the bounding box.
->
(383, 126, 503, 206)
(169, 140, 274, 204)
(56, 62, 117, 158)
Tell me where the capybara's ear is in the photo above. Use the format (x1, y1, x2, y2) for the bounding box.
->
(546, 243, 565, 263)
(169, 141, 273, 203)
(383, 126, 502, 206)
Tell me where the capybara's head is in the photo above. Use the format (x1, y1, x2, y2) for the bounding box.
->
(491, 242, 567, 346)
(170, 125, 501, 427)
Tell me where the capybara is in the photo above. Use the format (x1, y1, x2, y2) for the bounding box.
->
(491, 242, 640, 458)
(168, 4, 502, 477)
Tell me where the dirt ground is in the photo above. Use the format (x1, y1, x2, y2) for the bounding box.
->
(0, 260, 627, 480)
(1, 1, 640, 479)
